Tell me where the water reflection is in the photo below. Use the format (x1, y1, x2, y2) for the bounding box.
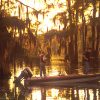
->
(0, 56, 100, 100)
(14, 82, 32, 100)
(0, 79, 15, 100)
(0, 77, 100, 100)
(16, 85, 100, 100)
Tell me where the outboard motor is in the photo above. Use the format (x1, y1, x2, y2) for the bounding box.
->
(14, 67, 33, 83)
(15, 80, 32, 96)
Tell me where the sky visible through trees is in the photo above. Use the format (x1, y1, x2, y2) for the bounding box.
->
(0, 0, 100, 76)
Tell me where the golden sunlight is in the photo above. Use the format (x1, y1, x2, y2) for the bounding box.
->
(19, 0, 46, 10)
(17, 0, 66, 34)
(49, 69, 59, 76)
(2, 0, 97, 35)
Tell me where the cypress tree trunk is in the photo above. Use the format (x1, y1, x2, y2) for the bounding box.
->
(84, 25, 87, 48)
(95, 21, 100, 67)
(96, 1, 100, 56)
(82, 0, 85, 51)
(18, 4, 21, 18)
(67, 0, 74, 65)
(91, 0, 96, 51)
(75, 6, 78, 65)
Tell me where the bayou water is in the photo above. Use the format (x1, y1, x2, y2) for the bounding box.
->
(0, 56, 100, 100)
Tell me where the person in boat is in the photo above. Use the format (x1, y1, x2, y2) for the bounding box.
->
(46, 46, 51, 62)
(39, 50, 47, 77)
(83, 48, 93, 74)
(65, 55, 71, 74)
(13, 67, 33, 83)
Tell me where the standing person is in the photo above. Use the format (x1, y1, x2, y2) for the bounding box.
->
(39, 51, 47, 77)
(65, 55, 71, 74)
(83, 48, 92, 74)
(46, 46, 51, 62)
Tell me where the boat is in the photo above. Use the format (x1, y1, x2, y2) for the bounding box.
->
(24, 74, 100, 87)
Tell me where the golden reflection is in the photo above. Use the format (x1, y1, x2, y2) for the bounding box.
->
(8, 76, 14, 91)
(51, 88, 59, 97)
(32, 88, 41, 100)
(27, 87, 100, 100)
(15, 33, 20, 37)
(97, 89, 99, 100)
(89, 89, 94, 100)
(78, 90, 85, 100)
(78, 89, 96, 100)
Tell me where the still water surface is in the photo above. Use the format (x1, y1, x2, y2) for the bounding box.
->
(0, 56, 100, 100)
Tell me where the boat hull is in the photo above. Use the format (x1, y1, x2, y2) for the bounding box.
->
(25, 74, 100, 87)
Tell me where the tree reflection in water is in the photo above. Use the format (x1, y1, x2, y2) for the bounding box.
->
(0, 58, 100, 100)
(0, 78, 100, 100)
(0, 64, 100, 100)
